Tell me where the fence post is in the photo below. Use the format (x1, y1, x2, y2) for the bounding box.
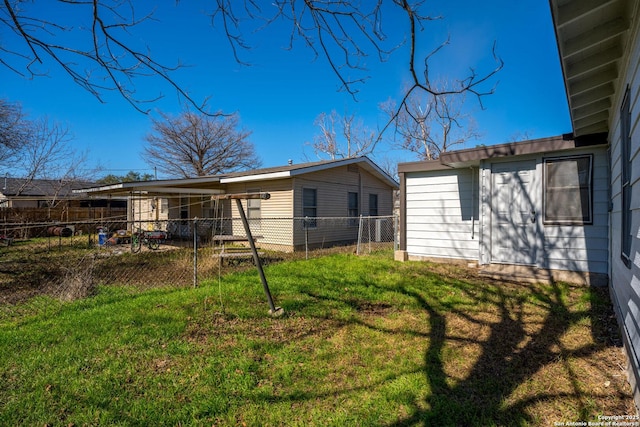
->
(304, 217, 309, 260)
(394, 214, 399, 250)
(193, 218, 198, 288)
(356, 215, 363, 255)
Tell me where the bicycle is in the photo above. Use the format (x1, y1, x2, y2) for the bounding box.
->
(131, 230, 166, 253)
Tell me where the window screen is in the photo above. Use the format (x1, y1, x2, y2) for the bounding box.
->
(247, 189, 261, 219)
(369, 194, 378, 216)
(348, 192, 359, 226)
(303, 188, 317, 228)
(544, 156, 593, 224)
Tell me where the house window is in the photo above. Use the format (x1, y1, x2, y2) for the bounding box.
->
(201, 196, 213, 218)
(246, 188, 262, 231)
(348, 191, 359, 226)
(180, 196, 189, 220)
(369, 194, 378, 216)
(621, 88, 632, 266)
(543, 155, 593, 225)
(303, 188, 317, 228)
(247, 189, 261, 219)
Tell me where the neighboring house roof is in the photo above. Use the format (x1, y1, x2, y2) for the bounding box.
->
(218, 156, 398, 186)
(398, 133, 608, 173)
(76, 157, 399, 196)
(549, 0, 633, 137)
(0, 178, 95, 198)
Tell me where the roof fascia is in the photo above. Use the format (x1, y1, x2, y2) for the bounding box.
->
(439, 134, 607, 167)
(398, 133, 608, 172)
(220, 171, 292, 183)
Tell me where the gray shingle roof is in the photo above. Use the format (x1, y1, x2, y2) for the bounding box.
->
(0, 178, 95, 198)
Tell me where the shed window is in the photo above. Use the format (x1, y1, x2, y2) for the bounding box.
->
(302, 188, 317, 228)
(543, 155, 593, 224)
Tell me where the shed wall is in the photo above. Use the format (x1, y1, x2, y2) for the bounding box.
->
(404, 168, 480, 260)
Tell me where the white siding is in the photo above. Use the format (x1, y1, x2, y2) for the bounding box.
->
(610, 8, 640, 405)
(404, 146, 609, 271)
(405, 168, 479, 261)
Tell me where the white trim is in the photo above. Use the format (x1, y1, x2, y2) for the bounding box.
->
(220, 171, 291, 183)
(132, 187, 225, 195)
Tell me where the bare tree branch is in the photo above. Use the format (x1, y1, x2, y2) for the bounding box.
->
(381, 84, 482, 160)
(306, 110, 377, 160)
(2, 1, 502, 122)
(1, 0, 207, 113)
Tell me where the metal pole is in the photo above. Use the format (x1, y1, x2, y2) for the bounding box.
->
(356, 214, 363, 255)
(304, 217, 309, 260)
(193, 218, 198, 288)
(234, 198, 282, 316)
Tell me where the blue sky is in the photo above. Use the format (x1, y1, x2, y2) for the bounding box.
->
(0, 1, 570, 179)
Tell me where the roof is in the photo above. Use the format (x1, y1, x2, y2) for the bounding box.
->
(0, 178, 95, 198)
(76, 157, 399, 196)
(398, 134, 608, 173)
(549, 0, 634, 137)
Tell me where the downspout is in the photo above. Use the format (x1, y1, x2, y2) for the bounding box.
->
(470, 167, 475, 240)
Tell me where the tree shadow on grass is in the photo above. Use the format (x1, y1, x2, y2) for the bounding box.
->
(383, 276, 628, 426)
(285, 263, 630, 426)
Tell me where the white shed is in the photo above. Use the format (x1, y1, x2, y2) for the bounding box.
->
(397, 135, 610, 286)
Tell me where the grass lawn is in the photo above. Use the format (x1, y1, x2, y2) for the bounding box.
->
(0, 252, 634, 426)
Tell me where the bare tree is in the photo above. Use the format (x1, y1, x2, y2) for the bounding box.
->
(11, 117, 91, 206)
(0, 98, 29, 161)
(2, 1, 501, 118)
(143, 110, 260, 178)
(381, 87, 481, 160)
(307, 110, 376, 160)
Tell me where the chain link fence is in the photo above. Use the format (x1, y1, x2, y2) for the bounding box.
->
(0, 215, 397, 318)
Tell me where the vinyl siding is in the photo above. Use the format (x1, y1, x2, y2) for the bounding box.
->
(610, 9, 640, 407)
(292, 165, 395, 248)
(403, 146, 609, 269)
(405, 168, 479, 260)
(225, 180, 295, 248)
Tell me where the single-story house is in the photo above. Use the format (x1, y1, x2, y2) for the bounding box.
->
(76, 156, 398, 251)
(398, 0, 640, 408)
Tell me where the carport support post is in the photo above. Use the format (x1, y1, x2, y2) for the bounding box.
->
(234, 197, 281, 316)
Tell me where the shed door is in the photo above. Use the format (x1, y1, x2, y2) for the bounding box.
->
(491, 160, 539, 265)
